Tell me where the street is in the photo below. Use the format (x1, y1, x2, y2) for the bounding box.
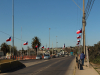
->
(1, 56, 75, 75)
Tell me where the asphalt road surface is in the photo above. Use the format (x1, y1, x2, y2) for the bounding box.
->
(1, 56, 75, 75)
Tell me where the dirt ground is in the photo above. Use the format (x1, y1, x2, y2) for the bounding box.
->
(90, 62, 100, 74)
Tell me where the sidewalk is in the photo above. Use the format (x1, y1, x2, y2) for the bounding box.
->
(75, 61, 99, 75)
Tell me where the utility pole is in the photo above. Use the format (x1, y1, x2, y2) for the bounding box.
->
(21, 27, 22, 56)
(52, 42, 53, 55)
(56, 36, 57, 49)
(82, 0, 86, 55)
(46, 43, 47, 49)
(12, 0, 14, 57)
(49, 28, 50, 49)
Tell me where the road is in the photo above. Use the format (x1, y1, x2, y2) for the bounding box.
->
(1, 56, 75, 75)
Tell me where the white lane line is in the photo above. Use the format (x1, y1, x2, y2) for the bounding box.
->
(30, 58, 67, 75)
(24, 60, 49, 67)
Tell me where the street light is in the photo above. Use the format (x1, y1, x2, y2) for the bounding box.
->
(56, 36, 57, 48)
(12, 0, 14, 58)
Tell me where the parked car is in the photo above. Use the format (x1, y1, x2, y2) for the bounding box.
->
(44, 54, 51, 59)
(61, 54, 65, 57)
(52, 55, 56, 58)
(36, 55, 42, 59)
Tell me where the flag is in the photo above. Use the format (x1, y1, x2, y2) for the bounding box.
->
(77, 35, 81, 39)
(76, 28, 82, 34)
(62, 43, 65, 49)
(42, 46, 44, 48)
(23, 41, 28, 45)
(77, 40, 80, 42)
(6, 37, 11, 42)
(64, 43, 65, 48)
(47, 47, 49, 50)
(76, 42, 79, 45)
(35, 44, 38, 48)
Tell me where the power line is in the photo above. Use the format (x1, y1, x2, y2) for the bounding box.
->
(85, 0, 95, 20)
(0, 30, 31, 44)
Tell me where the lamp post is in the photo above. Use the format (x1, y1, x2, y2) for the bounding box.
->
(56, 36, 57, 48)
(12, 0, 14, 58)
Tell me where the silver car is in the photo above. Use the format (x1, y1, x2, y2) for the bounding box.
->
(36, 55, 42, 59)
(44, 54, 51, 59)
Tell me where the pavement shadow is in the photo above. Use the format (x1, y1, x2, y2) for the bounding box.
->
(4, 66, 26, 73)
(0, 63, 26, 73)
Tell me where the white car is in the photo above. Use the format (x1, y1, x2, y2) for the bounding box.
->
(44, 54, 51, 59)
(36, 55, 42, 59)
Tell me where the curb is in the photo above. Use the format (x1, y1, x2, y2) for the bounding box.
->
(90, 62, 100, 75)
(73, 56, 76, 75)
(73, 65, 76, 75)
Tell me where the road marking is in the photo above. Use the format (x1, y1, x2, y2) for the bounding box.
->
(24, 60, 49, 67)
(30, 58, 67, 75)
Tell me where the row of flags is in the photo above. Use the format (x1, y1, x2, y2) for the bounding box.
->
(6, 37, 28, 45)
(76, 28, 82, 45)
(6, 37, 66, 49)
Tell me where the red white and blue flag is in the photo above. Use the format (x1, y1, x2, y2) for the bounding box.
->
(42, 46, 44, 48)
(6, 37, 11, 42)
(64, 43, 65, 48)
(76, 42, 79, 45)
(77, 40, 80, 42)
(77, 35, 81, 39)
(47, 47, 49, 50)
(23, 41, 28, 45)
(63, 43, 65, 49)
(35, 44, 38, 48)
(76, 28, 82, 34)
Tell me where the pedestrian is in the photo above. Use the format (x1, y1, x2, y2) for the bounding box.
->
(80, 51, 85, 66)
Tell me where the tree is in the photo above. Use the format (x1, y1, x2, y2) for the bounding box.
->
(1, 42, 9, 56)
(11, 46, 17, 55)
(31, 36, 41, 55)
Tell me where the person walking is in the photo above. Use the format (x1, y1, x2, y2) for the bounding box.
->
(80, 51, 85, 66)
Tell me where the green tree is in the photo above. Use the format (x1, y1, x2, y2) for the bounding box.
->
(31, 36, 41, 55)
(1, 42, 9, 56)
(11, 46, 17, 55)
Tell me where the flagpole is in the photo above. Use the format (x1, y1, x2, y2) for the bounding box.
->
(12, 0, 14, 56)
(10, 41, 11, 57)
(37, 47, 38, 55)
(21, 27, 22, 56)
(52, 42, 53, 55)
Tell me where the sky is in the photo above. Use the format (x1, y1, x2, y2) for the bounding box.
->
(0, 0, 99, 50)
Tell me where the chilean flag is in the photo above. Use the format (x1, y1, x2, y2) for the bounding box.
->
(6, 37, 11, 42)
(63, 43, 65, 49)
(36, 44, 38, 48)
(42, 46, 44, 48)
(76, 28, 82, 34)
(77, 35, 81, 39)
(47, 47, 49, 50)
(76, 42, 79, 45)
(64, 43, 65, 48)
(77, 40, 80, 42)
(23, 41, 28, 45)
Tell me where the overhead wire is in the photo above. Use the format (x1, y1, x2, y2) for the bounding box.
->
(0, 30, 31, 44)
(85, 0, 95, 20)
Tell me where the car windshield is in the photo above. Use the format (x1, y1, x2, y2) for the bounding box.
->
(37, 55, 41, 57)
(44, 55, 49, 56)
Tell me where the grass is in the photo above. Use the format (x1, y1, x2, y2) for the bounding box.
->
(0, 59, 15, 63)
